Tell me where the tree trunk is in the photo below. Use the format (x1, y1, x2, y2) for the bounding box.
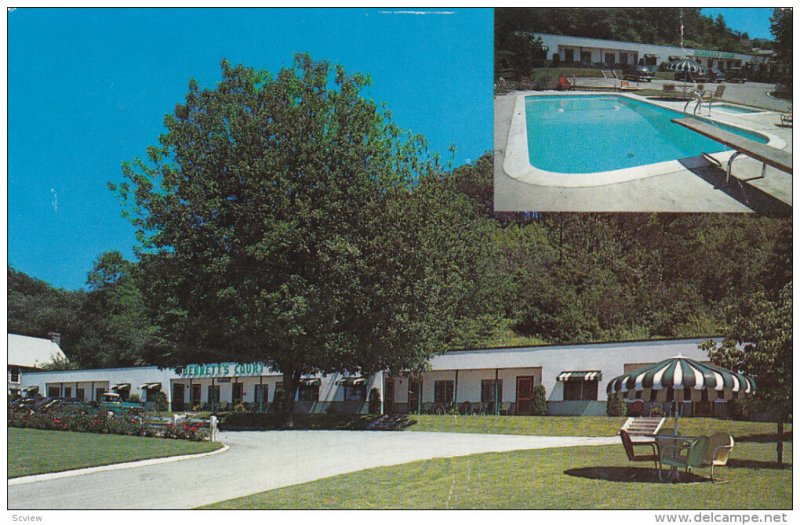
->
(777, 420, 784, 466)
(282, 370, 297, 429)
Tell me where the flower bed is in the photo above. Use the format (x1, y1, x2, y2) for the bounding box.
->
(8, 408, 210, 441)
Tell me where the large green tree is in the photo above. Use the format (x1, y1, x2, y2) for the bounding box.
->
(702, 283, 792, 465)
(113, 54, 504, 425)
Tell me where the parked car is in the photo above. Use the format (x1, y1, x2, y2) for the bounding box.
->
(726, 67, 747, 83)
(707, 68, 726, 83)
(623, 65, 655, 82)
(100, 392, 143, 414)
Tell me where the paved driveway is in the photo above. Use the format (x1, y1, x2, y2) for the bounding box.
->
(8, 430, 618, 509)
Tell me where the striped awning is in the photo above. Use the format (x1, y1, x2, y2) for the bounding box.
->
(607, 354, 755, 402)
(300, 378, 321, 387)
(139, 383, 162, 390)
(557, 371, 602, 382)
(111, 383, 131, 390)
(336, 377, 367, 386)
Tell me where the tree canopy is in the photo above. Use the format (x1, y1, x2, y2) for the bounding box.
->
(111, 54, 505, 424)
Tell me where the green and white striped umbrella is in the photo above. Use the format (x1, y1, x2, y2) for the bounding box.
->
(607, 354, 755, 404)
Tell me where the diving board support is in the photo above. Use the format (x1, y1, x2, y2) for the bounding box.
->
(672, 117, 792, 185)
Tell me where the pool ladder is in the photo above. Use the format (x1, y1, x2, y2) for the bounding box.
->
(683, 89, 710, 117)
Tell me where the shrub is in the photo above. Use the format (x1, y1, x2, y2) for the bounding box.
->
(233, 403, 246, 413)
(272, 389, 285, 414)
(606, 396, 626, 417)
(154, 391, 168, 412)
(531, 384, 547, 415)
(368, 388, 381, 414)
(128, 394, 140, 403)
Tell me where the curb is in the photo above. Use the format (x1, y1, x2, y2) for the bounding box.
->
(8, 442, 230, 486)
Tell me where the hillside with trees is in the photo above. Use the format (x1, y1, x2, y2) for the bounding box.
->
(496, 8, 767, 54)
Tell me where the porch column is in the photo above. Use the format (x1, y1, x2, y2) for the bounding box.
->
(259, 375, 264, 413)
(90, 381, 95, 402)
(380, 371, 385, 415)
(211, 377, 215, 411)
(454, 370, 459, 406)
(494, 369, 499, 415)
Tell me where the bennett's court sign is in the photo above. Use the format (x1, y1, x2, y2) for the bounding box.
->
(179, 362, 266, 378)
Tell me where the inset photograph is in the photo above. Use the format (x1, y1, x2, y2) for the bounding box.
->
(494, 8, 792, 214)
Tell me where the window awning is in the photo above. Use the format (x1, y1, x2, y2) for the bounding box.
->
(644, 54, 657, 58)
(23, 386, 39, 393)
(111, 383, 131, 390)
(557, 371, 602, 382)
(336, 377, 367, 386)
(139, 383, 162, 390)
(300, 378, 321, 386)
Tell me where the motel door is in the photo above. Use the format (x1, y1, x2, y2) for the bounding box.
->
(172, 383, 185, 411)
(385, 378, 395, 414)
(191, 384, 202, 408)
(408, 379, 420, 414)
(516, 376, 534, 415)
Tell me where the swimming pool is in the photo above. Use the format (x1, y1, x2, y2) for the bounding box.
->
(710, 103, 764, 115)
(525, 95, 767, 174)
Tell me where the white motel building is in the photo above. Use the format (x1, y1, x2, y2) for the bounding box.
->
(531, 33, 757, 70)
(17, 337, 729, 417)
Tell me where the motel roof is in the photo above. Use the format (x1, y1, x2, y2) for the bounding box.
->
(8, 334, 67, 369)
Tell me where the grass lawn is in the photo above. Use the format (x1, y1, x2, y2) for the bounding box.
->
(8, 428, 223, 478)
(407, 414, 787, 440)
(204, 440, 791, 510)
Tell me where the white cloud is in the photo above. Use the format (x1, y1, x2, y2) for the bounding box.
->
(379, 10, 455, 15)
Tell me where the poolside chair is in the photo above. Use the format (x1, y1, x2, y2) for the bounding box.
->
(702, 85, 725, 103)
(499, 401, 512, 415)
(659, 436, 710, 482)
(421, 401, 433, 414)
(619, 429, 660, 474)
(559, 75, 573, 91)
(459, 401, 471, 415)
(703, 432, 735, 482)
(472, 402, 485, 415)
(618, 80, 642, 92)
(780, 111, 792, 127)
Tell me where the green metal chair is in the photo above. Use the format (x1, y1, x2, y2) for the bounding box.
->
(659, 436, 710, 482)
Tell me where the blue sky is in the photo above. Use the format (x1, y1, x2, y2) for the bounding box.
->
(8, 8, 493, 290)
(700, 8, 775, 40)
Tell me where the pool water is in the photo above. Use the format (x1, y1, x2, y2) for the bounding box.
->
(712, 104, 762, 114)
(525, 95, 768, 173)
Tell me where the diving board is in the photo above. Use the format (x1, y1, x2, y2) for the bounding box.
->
(672, 118, 792, 184)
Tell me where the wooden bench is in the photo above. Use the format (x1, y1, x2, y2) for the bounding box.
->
(672, 118, 793, 184)
(620, 417, 665, 440)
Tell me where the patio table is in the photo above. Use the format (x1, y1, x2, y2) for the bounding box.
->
(655, 434, 700, 482)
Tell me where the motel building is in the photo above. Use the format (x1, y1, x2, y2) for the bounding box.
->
(531, 33, 754, 71)
(19, 337, 730, 417)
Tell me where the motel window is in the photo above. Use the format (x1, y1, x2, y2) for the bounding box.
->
(564, 49, 574, 63)
(95, 388, 105, 401)
(232, 382, 244, 404)
(344, 385, 366, 401)
(580, 51, 591, 64)
(9, 367, 20, 383)
(298, 383, 320, 402)
(48, 386, 61, 398)
(480, 380, 503, 403)
(605, 53, 615, 66)
(434, 380, 454, 404)
(563, 381, 599, 401)
(619, 52, 628, 65)
(76, 388, 85, 402)
(63, 387, 72, 398)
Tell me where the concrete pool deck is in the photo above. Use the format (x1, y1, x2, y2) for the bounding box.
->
(494, 90, 792, 214)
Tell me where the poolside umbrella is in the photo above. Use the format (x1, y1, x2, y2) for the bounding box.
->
(607, 354, 755, 434)
(665, 59, 706, 92)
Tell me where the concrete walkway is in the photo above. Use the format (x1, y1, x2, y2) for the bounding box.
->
(7, 430, 618, 509)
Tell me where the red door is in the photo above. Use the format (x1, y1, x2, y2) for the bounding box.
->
(516, 376, 534, 415)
